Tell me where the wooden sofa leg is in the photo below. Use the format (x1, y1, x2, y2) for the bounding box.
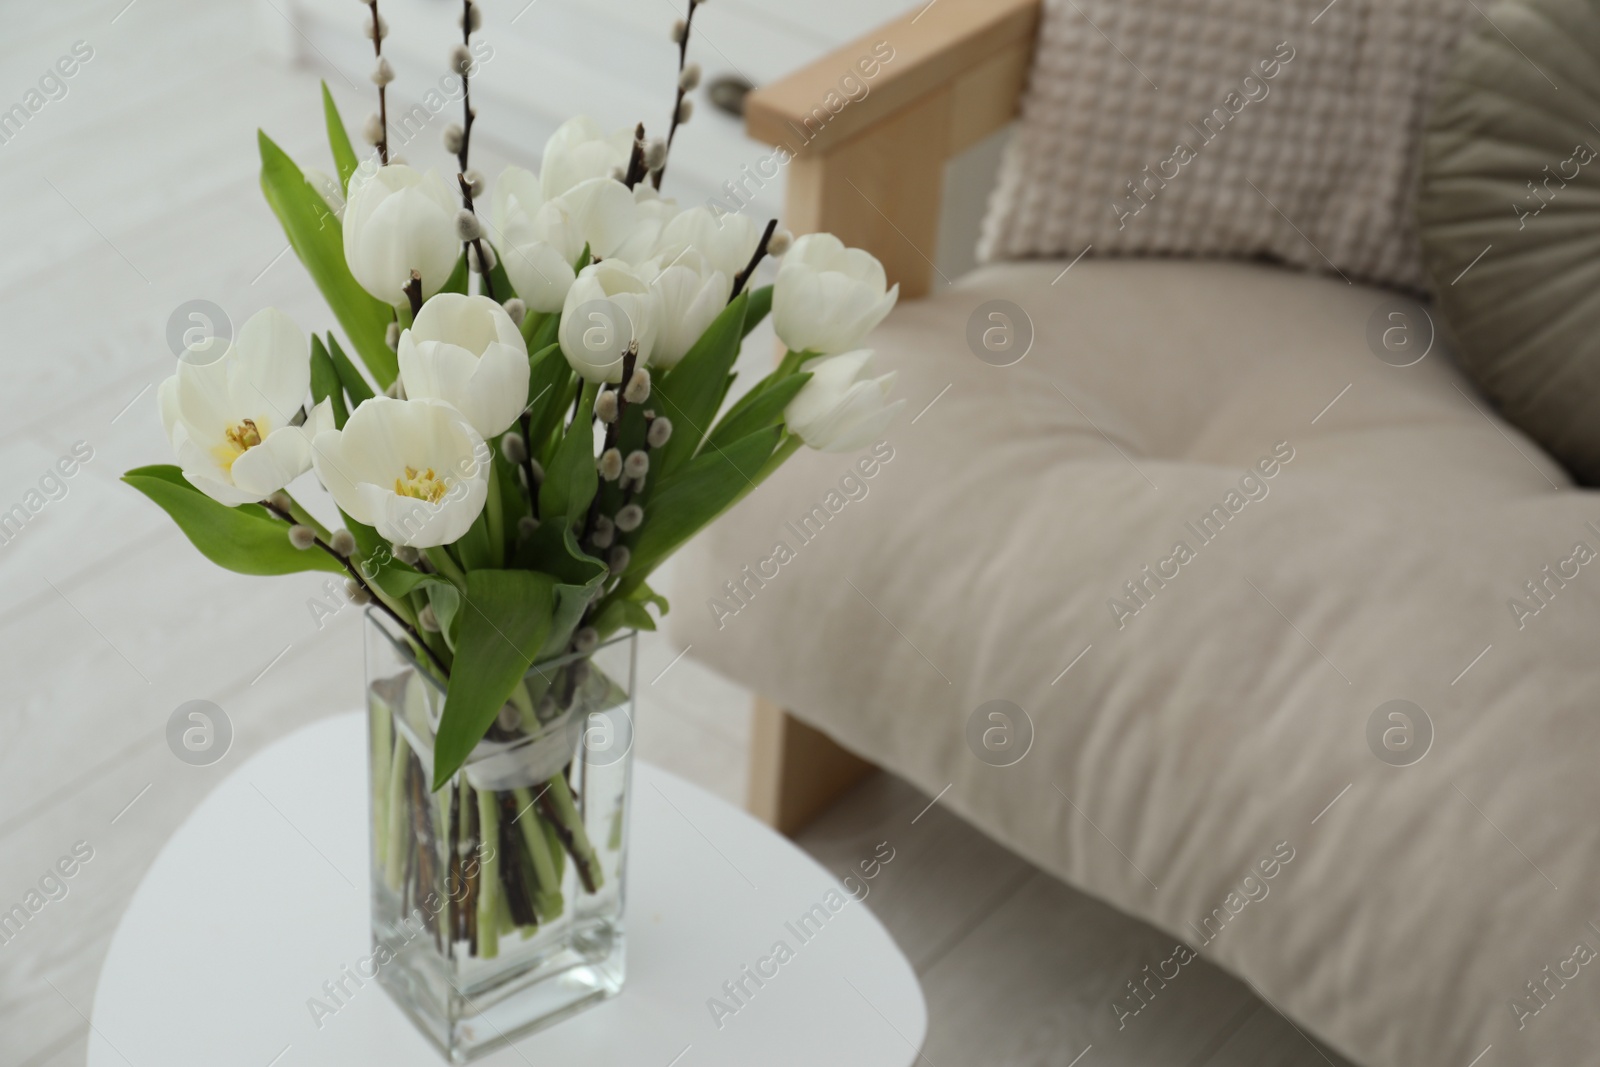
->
(746, 697, 876, 836)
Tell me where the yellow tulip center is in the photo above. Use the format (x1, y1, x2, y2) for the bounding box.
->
(394, 466, 449, 503)
(211, 418, 267, 471)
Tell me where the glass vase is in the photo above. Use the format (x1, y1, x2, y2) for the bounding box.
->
(364, 610, 636, 1063)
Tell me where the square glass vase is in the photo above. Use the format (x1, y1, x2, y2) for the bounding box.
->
(365, 611, 636, 1063)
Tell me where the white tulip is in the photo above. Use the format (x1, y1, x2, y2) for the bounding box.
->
(784, 350, 904, 453)
(496, 210, 578, 313)
(559, 260, 660, 383)
(613, 185, 679, 263)
(312, 397, 490, 548)
(493, 167, 636, 312)
(397, 293, 529, 437)
(343, 164, 462, 304)
(772, 233, 899, 355)
(557, 177, 637, 258)
(160, 308, 334, 505)
(539, 116, 634, 201)
(654, 206, 761, 281)
(641, 249, 730, 368)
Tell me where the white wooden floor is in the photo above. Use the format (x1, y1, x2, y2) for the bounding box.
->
(0, 3, 1353, 1065)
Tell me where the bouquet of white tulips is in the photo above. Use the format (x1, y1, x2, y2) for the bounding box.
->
(122, 0, 901, 979)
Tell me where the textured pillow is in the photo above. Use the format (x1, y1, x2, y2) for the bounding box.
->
(1417, 0, 1600, 485)
(979, 0, 1475, 291)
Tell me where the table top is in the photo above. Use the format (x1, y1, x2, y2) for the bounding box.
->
(88, 713, 926, 1066)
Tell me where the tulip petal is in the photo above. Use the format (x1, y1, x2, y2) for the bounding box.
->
(501, 240, 576, 313)
(614, 190, 680, 262)
(468, 340, 532, 436)
(233, 307, 310, 420)
(174, 357, 245, 449)
(817, 397, 904, 453)
(230, 424, 313, 498)
(343, 166, 461, 302)
(180, 467, 262, 507)
(540, 117, 632, 200)
(312, 397, 490, 547)
(492, 165, 546, 237)
(398, 296, 529, 437)
(656, 207, 761, 280)
(311, 427, 374, 525)
(557, 177, 638, 260)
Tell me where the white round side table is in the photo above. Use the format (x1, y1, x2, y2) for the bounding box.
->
(89, 713, 926, 1066)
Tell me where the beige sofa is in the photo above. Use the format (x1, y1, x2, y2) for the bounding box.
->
(670, 3, 1600, 1066)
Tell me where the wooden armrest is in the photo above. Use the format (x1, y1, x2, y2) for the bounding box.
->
(747, 0, 1041, 158)
(737, 2, 1042, 836)
(743, 0, 1041, 299)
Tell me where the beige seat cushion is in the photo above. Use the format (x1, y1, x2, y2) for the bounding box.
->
(669, 260, 1600, 1067)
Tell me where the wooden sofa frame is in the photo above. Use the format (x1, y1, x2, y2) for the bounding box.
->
(742, 0, 1042, 833)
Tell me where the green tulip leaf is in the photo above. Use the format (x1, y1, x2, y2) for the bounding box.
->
(539, 382, 599, 526)
(633, 581, 669, 616)
(426, 580, 462, 651)
(494, 445, 528, 524)
(523, 342, 572, 452)
(743, 284, 773, 337)
(592, 597, 656, 638)
(440, 252, 469, 296)
(592, 576, 672, 639)
(123, 465, 346, 578)
(487, 243, 516, 303)
(511, 514, 607, 658)
(324, 333, 376, 407)
(433, 568, 558, 789)
(526, 308, 561, 352)
(258, 129, 398, 387)
(516, 517, 605, 583)
(651, 293, 749, 480)
(706, 370, 810, 452)
(520, 310, 548, 346)
(309, 336, 349, 428)
(320, 82, 360, 194)
(335, 512, 431, 603)
(622, 426, 780, 586)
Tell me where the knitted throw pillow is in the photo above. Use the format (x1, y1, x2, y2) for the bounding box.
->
(979, 0, 1476, 291)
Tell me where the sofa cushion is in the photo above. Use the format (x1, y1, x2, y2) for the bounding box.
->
(1418, 0, 1600, 484)
(979, 0, 1475, 291)
(669, 259, 1600, 1067)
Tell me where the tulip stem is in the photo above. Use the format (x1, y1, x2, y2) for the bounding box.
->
(536, 775, 603, 894)
(756, 432, 804, 482)
(485, 460, 506, 566)
(423, 546, 469, 590)
(475, 786, 501, 959)
(730, 218, 778, 300)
